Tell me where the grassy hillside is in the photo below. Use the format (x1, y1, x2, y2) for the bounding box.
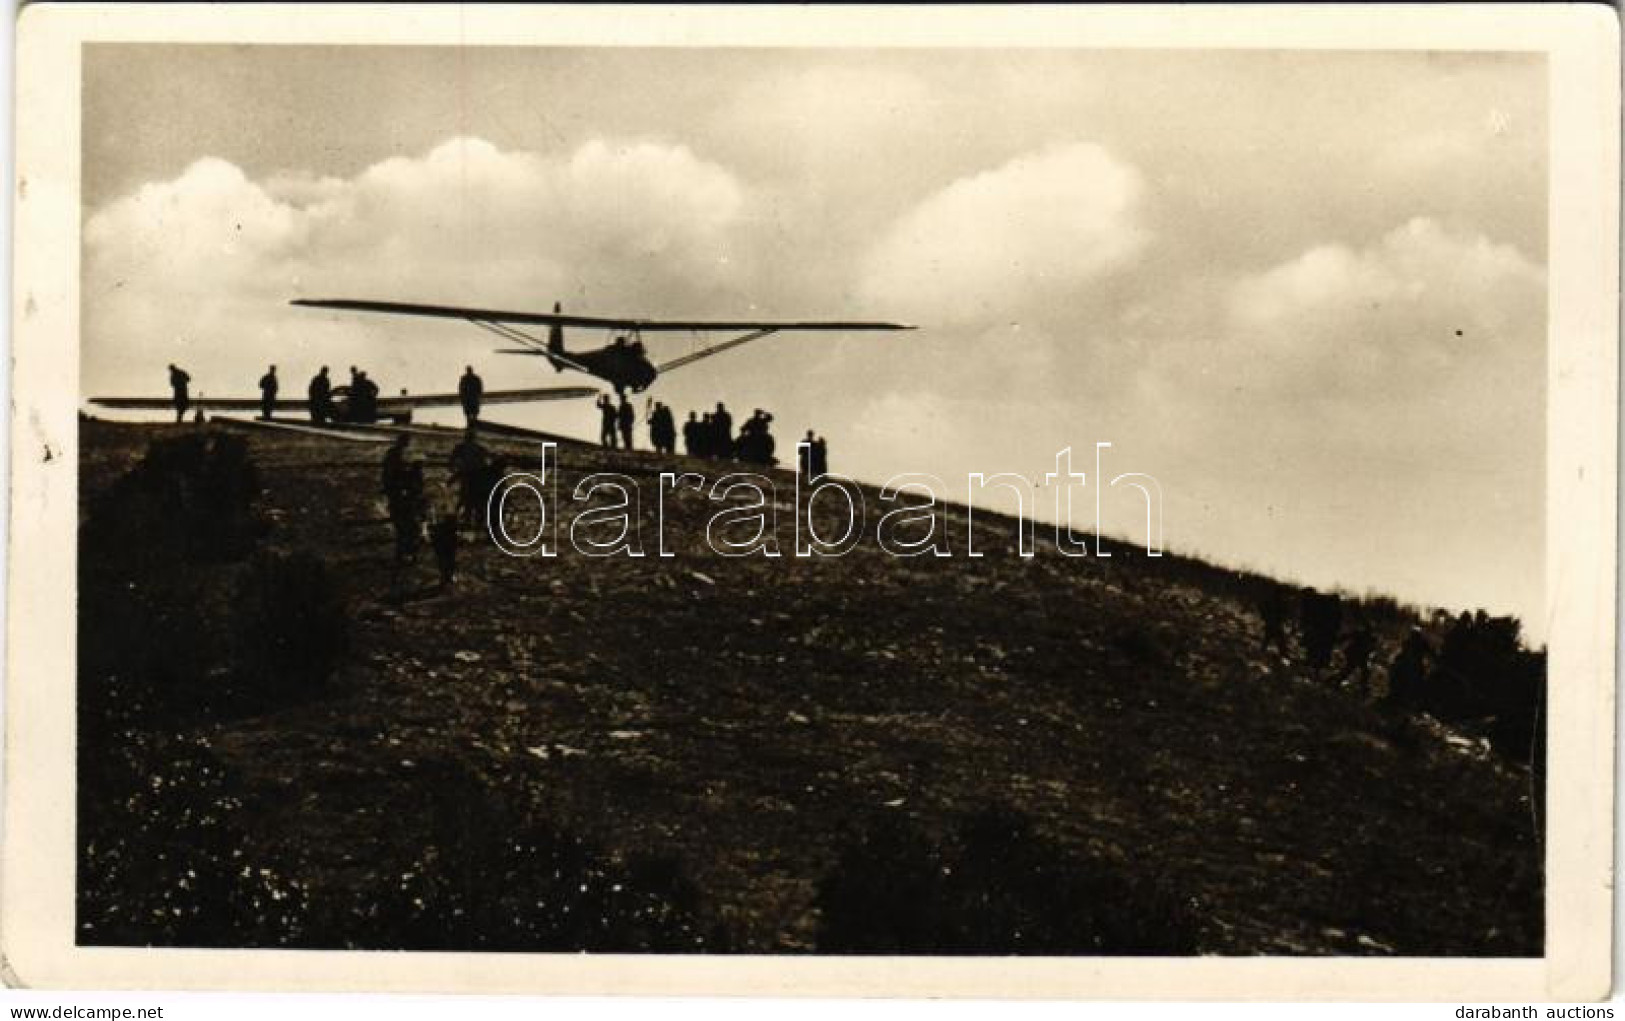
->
(76, 419, 1543, 955)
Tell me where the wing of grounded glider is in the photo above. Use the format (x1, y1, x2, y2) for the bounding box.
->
(89, 395, 303, 412)
(377, 385, 596, 410)
(88, 386, 596, 412)
(290, 298, 916, 333)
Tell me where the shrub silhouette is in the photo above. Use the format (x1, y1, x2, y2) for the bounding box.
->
(234, 550, 350, 700)
(78, 732, 310, 948)
(812, 812, 949, 952)
(79, 433, 351, 721)
(1386, 611, 1546, 771)
(1299, 590, 1344, 671)
(84, 431, 263, 566)
(815, 807, 1199, 954)
(360, 761, 715, 952)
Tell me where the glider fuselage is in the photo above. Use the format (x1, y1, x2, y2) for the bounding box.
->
(549, 336, 659, 394)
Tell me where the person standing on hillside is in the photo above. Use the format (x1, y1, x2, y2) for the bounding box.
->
(258, 365, 279, 420)
(1259, 587, 1291, 656)
(308, 366, 332, 425)
(427, 479, 460, 592)
(381, 433, 410, 506)
(713, 402, 734, 457)
(168, 363, 191, 423)
(459, 366, 484, 428)
(448, 428, 490, 528)
(1385, 627, 1433, 708)
(1299, 589, 1343, 672)
(597, 395, 618, 449)
(648, 401, 676, 455)
(1339, 626, 1378, 692)
(810, 434, 829, 478)
(683, 411, 702, 457)
(618, 394, 636, 451)
(388, 460, 428, 603)
(352, 370, 380, 423)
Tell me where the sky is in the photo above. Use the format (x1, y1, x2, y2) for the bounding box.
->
(81, 45, 1549, 636)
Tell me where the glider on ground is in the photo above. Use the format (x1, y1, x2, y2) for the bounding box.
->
(88, 383, 598, 425)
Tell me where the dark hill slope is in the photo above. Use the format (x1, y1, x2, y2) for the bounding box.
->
(76, 420, 1541, 955)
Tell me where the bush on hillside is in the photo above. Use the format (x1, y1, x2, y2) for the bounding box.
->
(359, 760, 716, 952)
(815, 806, 1199, 954)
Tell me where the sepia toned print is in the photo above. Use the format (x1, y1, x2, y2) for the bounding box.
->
(7, 3, 1617, 1000)
(73, 41, 1548, 957)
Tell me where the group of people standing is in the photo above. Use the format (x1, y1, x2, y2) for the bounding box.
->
(379, 427, 506, 598)
(596, 394, 639, 451)
(593, 395, 829, 475)
(797, 432, 830, 478)
(163, 362, 487, 428)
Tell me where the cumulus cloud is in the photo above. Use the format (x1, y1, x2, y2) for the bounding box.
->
(1124, 217, 1546, 630)
(1141, 217, 1547, 448)
(1223, 217, 1544, 387)
(860, 142, 1149, 329)
(83, 137, 753, 394)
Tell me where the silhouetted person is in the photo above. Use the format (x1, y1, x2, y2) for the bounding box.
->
(428, 481, 460, 591)
(811, 435, 828, 478)
(1340, 626, 1378, 690)
(660, 402, 677, 454)
(258, 364, 279, 420)
(382, 434, 410, 506)
(338, 365, 361, 424)
(1386, 627, 1433, 709)
(682, 411, 701, 457)
(308, 366, 332, 425)
(547, 301, 565, 366)
(737, 409, 776, 465)
(351, 371, 380, 423)
(448, 429, 490, 528)
(393, 462, 426, 551)
(168, 364, 191, 423)
(798, 430, 815, 476)
(388, 461, 427, 602)
(648, 401, 676, 455)
(1299, 589, 1343, 672)
(459, 365, 483, 428)
(597, 395, 618, 448)
(618, 394, 635, 450)
(470, 454, 511, 533)
(429, 515, 458, 590)
(713, 402, 733, 456)
(1259, 587, 1291, 655)
(699, 412, 716, 458)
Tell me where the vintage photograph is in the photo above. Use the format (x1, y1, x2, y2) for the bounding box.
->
(2, 4, 1608, 999)
(69, 38, 1557, 959)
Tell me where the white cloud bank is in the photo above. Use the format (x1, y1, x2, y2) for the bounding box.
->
(84, 133, 1547, 631)
(84, 137, 752, 393)
(861, 142, 1149, 329)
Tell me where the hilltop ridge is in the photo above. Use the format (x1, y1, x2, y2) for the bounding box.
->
(76, 419, 1543, 955)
